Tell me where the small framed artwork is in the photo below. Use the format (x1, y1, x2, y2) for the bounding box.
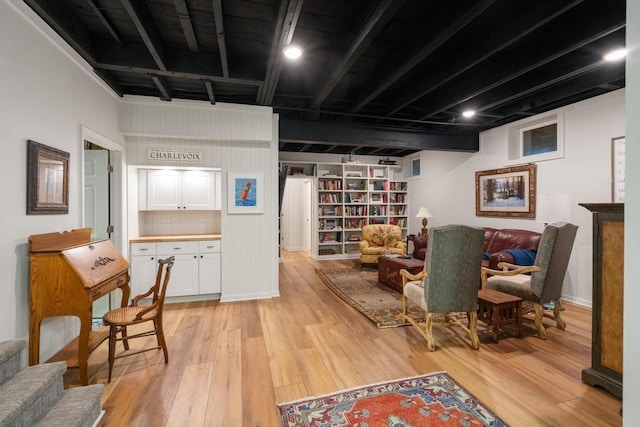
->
(410, 156, 421, 178)
(475, 164, 536, 218)
(228, 172, 264, 214)
(611, 136, 625, 203)
(27, 140, 70, 215)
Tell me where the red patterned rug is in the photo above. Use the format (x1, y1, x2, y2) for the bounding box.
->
(278, 372, 509, 426)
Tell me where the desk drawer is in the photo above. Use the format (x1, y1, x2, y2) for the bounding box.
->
(199, 240, 221, 253)
(157, 241, 199, 255)
(131, 242, 157, 256)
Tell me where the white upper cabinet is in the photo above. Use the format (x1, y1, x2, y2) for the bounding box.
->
(139, 169, 220, 210)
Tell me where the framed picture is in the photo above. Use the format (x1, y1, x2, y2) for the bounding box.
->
(27, 140, 69, 215)
(611, 136, 625, 203)
(410, 156, 421, 178)
(227, 172, 264, 214)
(475, 164, 536, 217)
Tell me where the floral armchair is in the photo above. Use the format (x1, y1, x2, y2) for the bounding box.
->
(359, 224, 406, 264)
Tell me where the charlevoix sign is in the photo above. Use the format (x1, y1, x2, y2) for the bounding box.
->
(147, 149, 203, 164)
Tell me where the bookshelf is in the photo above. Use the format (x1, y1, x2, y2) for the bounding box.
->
(284, 161, 408, 259)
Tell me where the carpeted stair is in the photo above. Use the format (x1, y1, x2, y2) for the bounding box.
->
(0, 340, 104, 427)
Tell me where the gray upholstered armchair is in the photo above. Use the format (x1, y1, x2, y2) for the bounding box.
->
(480, 222, 578, 339)
(400, 225, 485, 351)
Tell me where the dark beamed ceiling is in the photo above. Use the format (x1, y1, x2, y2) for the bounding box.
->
(25, 0, 626, 157)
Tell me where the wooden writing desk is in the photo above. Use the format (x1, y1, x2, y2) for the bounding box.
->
(28, 228, 130, 385)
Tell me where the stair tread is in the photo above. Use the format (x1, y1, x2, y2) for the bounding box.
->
(36, 384, 104, 427)
(0, 340, 24, 365)
(0, 362, 66, 424)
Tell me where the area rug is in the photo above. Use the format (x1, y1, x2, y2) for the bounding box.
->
(278, 371, 509, 427)
(315, 268, 424, 328)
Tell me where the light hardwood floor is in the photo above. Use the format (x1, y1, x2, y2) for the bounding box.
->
(74, 250, 621, 426)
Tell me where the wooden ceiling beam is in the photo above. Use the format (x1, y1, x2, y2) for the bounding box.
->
(151, 76, 171, 101)
(120, 0, 167, 71)
(205, 81, 216, 104)
(310, 0, 406, 109)
(418, 23, 625, 120)
(350, 0, 495, 113)
(385, 0, 583, 116)
(258, 0, 304, 105)
(212, 0, 229, 78)
(86, 0, 123, 45)
(173, 0, 199, 52)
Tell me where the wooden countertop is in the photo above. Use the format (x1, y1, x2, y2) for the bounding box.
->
(130, 234, 221, 243)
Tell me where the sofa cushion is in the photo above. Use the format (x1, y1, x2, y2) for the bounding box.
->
(486, 229, 540, 253)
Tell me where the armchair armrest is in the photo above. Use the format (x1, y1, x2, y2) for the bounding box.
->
(359, 240, 371, 250)
(400, 268, 427, 288)
(134, 299, 161, 320)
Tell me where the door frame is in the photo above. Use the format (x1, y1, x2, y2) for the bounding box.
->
(80, 126, 125, 252)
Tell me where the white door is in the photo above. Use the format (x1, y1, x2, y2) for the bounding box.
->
(84, 149, 110, 318)
(282, 178, 313, 251)
(84, 150, 109, 240)
(182, 170, 215, 209)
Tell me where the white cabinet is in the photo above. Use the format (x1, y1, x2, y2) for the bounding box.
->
(130, 242, 158, 297)
(156, 241, 200, 297)
(139, 169, 220, 210)
(198, 240, 221, 294)
(130, 239, 221, 299)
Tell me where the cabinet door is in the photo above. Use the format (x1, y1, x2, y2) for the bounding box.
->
(199, 252, 221, 294)
(182, 170, 216, 210)
(162, 253, 199, 297)
(146, 169, 182, 210)
(130, 255, 158, 298)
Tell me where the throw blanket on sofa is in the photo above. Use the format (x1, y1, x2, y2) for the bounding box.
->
(503, 248, 536, 266)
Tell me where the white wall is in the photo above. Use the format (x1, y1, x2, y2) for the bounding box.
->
(407, 90, 626, 307)
(121, 98, 280, 302)
(0, 0, 124, 359)
(624, 0, 640, 421)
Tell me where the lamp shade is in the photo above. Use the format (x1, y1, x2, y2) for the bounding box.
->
(415, 207, 434, 218)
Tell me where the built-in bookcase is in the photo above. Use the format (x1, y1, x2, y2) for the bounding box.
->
(282, 161, 408, 259)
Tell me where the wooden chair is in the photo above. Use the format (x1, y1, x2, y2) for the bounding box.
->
(480, 222, 578, 339)
(103, 256, 175, 382)
(400, 225, 485, 351)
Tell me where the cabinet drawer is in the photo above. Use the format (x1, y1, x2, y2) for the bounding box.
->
(199, 240, 221, 253)
(131, 242, 157, 256)
(157, 241, 199, 255)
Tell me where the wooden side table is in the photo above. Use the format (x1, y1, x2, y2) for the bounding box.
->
(477, 288, 523, 343)
(377, 255, 424, 293)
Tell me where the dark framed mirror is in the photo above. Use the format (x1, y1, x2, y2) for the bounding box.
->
(27, 140, 69, 215)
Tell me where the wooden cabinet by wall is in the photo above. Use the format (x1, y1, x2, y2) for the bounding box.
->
(580, 203, 623, 398)
(139, 169, 220, 210)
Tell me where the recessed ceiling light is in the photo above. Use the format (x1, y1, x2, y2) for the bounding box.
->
(603, 48, 627, 61)
(283, 44, 303, 60)
(462, 110, 476, 118)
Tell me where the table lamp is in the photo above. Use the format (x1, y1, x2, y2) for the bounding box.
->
(415, 207, 434, 236)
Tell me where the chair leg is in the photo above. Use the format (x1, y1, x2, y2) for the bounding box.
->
(424, 314, 435, 351)
(155, 319, 169, 363)
(533, 303, 548, 339)
(468, 311, 480, 350)
(554, 299, 566, 330)
(107, 325, 116, 383)
(121, 325, 130, 350)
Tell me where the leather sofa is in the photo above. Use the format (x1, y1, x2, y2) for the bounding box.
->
(412, 227, 541, 269)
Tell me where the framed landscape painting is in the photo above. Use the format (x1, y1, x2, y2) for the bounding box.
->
(475, 164, 536, 218)
(228, 172, 264, 214)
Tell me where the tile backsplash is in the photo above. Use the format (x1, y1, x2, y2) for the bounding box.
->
(139, 210, 221, 235)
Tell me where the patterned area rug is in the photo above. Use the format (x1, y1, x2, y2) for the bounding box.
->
(278, 372, 509, 426)
(315, 268, 425, 328)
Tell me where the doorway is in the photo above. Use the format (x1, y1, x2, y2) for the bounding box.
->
(81, 127, 125, 321)
(281, 178, 313, 252)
